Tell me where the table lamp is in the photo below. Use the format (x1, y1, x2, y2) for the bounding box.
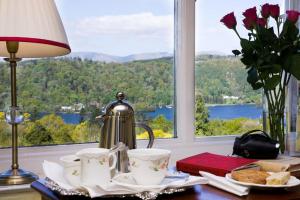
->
(0, 0, 71, 185)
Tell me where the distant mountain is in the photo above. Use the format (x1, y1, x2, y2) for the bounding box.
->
(121, 52, 172, 62)
(66, 52, 120, 63)
(196, 51, 227, 56)
(66, 52, 172, 63)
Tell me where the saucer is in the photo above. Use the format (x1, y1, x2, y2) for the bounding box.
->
(112, 173, 168, 191)
(112, 172, 203, 192)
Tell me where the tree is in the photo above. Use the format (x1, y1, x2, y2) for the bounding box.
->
(149, 115, 173, 133)
(22, 122, 53, 145)
(37, 114, 74, 144)
(71, 121, 90, 143)
(195, 94, 210, 136)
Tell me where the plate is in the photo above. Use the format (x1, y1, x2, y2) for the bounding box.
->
(225, 173, 300, 188)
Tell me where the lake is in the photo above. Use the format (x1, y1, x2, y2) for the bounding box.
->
(54, 104, 263, 124)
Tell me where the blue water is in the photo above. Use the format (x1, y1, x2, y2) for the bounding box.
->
(42, 104, 263, 124)
(144, 106, 174, 121)
(208, 104, 262, 120)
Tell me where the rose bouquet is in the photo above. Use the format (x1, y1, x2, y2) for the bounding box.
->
(221, 4, 300, 153)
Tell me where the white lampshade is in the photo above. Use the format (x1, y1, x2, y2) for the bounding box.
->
(0, 0, 71, 58)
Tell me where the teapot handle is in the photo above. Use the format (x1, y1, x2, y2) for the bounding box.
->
(135, 122, 154, 148)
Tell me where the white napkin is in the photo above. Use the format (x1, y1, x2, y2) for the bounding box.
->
(43, 160, 208, 198)
(43, 160, 76, 190)
(199, 171, 249, 196)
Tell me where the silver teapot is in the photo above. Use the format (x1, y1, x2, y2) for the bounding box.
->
(97, 92, 154, 173)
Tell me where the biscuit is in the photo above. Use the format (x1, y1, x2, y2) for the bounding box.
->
(231, 169, 270, 184)
(266, 172, 290, 185)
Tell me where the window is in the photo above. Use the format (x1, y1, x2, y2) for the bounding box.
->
(1, 1, 299, 177)
(0, 0, 175, 147)
(195, 0, 281, 137)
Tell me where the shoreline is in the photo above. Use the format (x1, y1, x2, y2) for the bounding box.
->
(205, 103, 258, 107)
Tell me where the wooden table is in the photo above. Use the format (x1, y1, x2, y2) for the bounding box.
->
(31, 179, 300, 200)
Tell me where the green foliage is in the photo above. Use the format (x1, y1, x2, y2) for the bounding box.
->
(0, 56, 266, 146)
(148, 115, 173, 133)
(0, 57, 174, 113)
(0, 56, 260, 113)
(0, 121, 10, 147)
(70, 121, 90, 143)
(22, 122, 53, 145)
(195, 55, 261, 104)
(137, 129, 173, 139)
(197, 118, 262, 136)
(195, 94, 209, 135)
(37, 114, 74, 144)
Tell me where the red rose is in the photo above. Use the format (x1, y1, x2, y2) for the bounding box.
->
(220, 12, 237, 29)
(257, 18, 267, 27)
(261, 3, 270, 18)
(243, 18, 254, 30)
(243, 7, 257, 22)
(269, 4, 280, 19)
(286, 10, 300, 23)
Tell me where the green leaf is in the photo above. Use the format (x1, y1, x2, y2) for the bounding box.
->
(240, 39, 253, 54)
(232, 50, 241, 56)
(256, 27, 277, 45)
(281, 21, 289, 37)
(240, 53, 256, 66)
(259, 64, 281, 73)
(251, 82, 263, 90)
(241, 57, 252, 66)
(281, 20, 299, 41)
(264, 75, 281, 90)
(260, 71, 269, 79)
(286, 54, 300, 80)
(247, 67, 259, 84)
(288, 24, 299, 41)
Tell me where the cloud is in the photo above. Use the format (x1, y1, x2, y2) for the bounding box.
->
(74, 12, 173, 38)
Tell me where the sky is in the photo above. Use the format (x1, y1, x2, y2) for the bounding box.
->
(196, 0, 282, 55)
(55, 0, 174, 56)
(55, 0, 282, 56)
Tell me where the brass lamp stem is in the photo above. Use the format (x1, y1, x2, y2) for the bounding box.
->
(0, 41, 38, 185)
(10, 55, 19, 170)
(6, 42, 21, 170)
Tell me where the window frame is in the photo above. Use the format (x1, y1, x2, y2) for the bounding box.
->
(143, 0, 299, 152)
(286, 0, 300, 156)
(1, 0, 298, 174)
(138, 0, 235, 151)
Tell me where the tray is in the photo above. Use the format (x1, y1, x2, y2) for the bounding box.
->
(43, 177, 188, 200)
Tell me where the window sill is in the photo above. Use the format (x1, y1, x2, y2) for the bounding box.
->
(0, 135, 234, 178)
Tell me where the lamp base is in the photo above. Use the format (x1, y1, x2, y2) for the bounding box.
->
(0, 169, 38, 185)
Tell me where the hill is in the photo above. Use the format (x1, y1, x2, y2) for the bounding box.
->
(0, 55, 260, 114)
(66, 51, 173, 63)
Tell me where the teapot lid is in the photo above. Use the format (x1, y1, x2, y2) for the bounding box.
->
(104, 92, 134, 116)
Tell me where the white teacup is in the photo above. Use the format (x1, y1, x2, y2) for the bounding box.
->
(127, 148, 171, 185)
(76, 148, 117, 186)
(60, 155, 81, 187)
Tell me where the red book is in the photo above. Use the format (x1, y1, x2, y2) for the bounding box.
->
(176, 152, 257, 177)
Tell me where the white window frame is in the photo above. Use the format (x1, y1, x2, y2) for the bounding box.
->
(137, 0, 235, 156)
(286, 0, 300, 156)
